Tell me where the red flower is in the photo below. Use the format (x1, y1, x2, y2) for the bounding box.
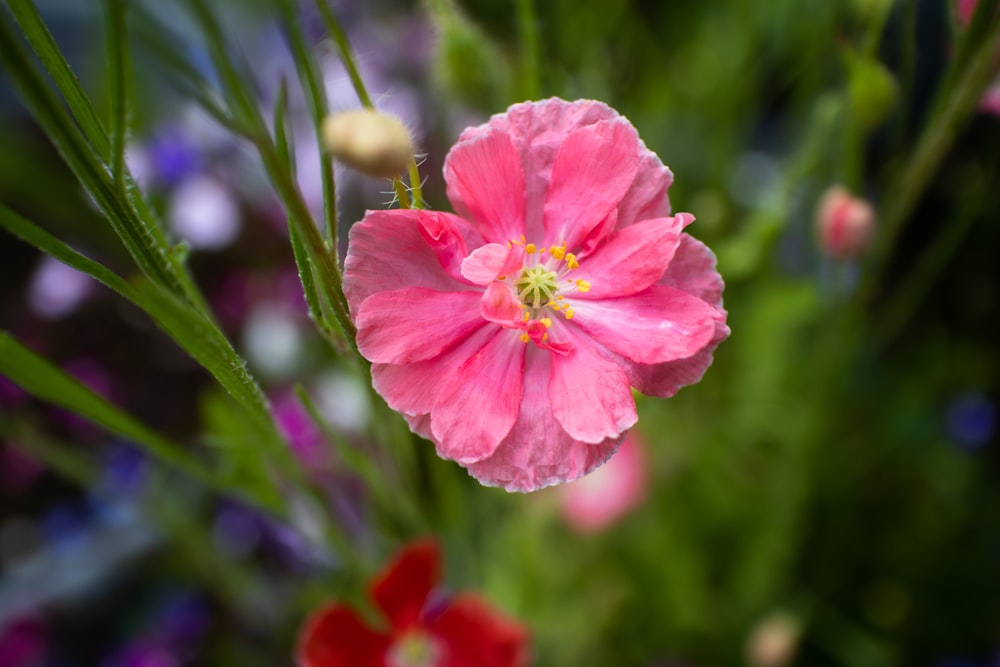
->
(297, 540, 530, 667)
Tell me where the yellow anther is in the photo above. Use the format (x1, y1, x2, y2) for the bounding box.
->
(557, 295, 565, 300)
(522, 310, 530, 322)
(542, 333, 549, 342)
(546, 300, 557, 308)
(565, 253, 579, 269)
(549, 245, 565, 260)
(575, 280, 591, 293)
(525, 243, 536, 254)
(541, 317, 552, 328)
(564, 307, 575, 320)
(520, 333, 531, 343)
(498, 275, 506, 280)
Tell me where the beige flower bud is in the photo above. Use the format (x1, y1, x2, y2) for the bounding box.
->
(745, 611, 802, 667)
(321, 109, 413, 179)
(816, 186, 877, 259)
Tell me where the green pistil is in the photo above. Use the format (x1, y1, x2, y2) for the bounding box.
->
(515, 266, 559, 309)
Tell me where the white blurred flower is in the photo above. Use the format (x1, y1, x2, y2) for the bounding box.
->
(168, 175, 241, 251)
(28, 256, 92, 320)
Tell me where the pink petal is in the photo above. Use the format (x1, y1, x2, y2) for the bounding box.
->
(480, 282, 522, 325)
(559, 432, 646, 533)
(356, 288, 485, 364)
(461, 243, 523, 285)
(549, 329, 636, 443)
(625, 318, 730, 398)
(444, 130, 526, 244)
(344, 209, 481, 313)
(431, 330, 526, 463)
(542, 119, 640, 251)
(571, 216, 687, 298)
(614, 150, 674, 229)
(417, 210, 477, 282)
(466, 347, 623, 491)
(659, 234, 725, 307)
(458, 99, 623, 243)
(570, 285, 721, 365)
(371, 327, 499, 415)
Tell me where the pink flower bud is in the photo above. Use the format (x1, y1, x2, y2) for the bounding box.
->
(815, 186, 876, 259)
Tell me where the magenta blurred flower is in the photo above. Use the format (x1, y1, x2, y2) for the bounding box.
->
(815, 186, 876, 260)
(0, 615, 46, 667)
(297, 540, 530, 667)
(559, 432, 646, 532)
(345, 98, 728, 491)
(0, 445, 45, 493)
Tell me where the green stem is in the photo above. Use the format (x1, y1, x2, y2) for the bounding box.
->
(870, 13, 1000, 282)
(516, 0, 541, 99)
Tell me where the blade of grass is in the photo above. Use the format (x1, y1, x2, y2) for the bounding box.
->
(4, 0, 110, 160)
(180, 0, 356, 345)
(0, 331, 221, 495)
(0, 9, 201, 308)
(104, 0, 129, 189)
(277, 0, 338, 245)
(313, 0, 423, 208)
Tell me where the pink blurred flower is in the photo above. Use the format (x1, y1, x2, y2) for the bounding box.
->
(344, 98, 729, 492)
(955, 0, 1000, 117)
(559, 432, 646, 532)
(815, 186, 876, 259)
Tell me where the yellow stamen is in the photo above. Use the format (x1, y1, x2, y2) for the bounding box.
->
(549, 245, 565, 260)
(557, 295, 565, 300)
(565, 307, 575, 320)
(522, 311, 530, 322)
(520, 333, 531, 343)
(525, 243, 536, 254)
(565, 253, 579, 269)
(575, 280, 591, 293)
(542, 333, 549, 342)
(541, 317, 552, 328)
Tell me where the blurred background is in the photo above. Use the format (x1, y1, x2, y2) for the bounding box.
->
(1, 0, 999, 665)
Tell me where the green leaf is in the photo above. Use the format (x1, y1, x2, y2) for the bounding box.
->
(0, 8, 199, 307)
(3, 0, 110, 160)
(104, 0, 130, 188)
(0, 331, 213, 487)
(277, 0, 337, 243)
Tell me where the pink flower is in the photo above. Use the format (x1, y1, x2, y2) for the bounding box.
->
(815, 186, 876, 259)
(344, 98, 729, 492)
(559, 432, 646, 532)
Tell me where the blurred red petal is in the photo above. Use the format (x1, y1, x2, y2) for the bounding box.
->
(371, 539, 440, 631)
(297, 604, 390, 667)
(428, 594, 531, 667)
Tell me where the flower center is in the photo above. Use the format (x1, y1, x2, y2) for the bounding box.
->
(515, 266, 559, 309)
(387, 632, 442, 667)
(503, 238, 594, 349)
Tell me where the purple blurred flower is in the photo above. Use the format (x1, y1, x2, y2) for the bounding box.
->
(947, 392, 996, 450)
(146, 126, 204, 186)
(0, 375, 27, 409)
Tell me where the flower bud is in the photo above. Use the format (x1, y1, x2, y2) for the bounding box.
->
(321, 109, 413, 179)
(745, 611, 802, 667)
(848, 52, 898, 130)
(815, 186, 876, 259)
